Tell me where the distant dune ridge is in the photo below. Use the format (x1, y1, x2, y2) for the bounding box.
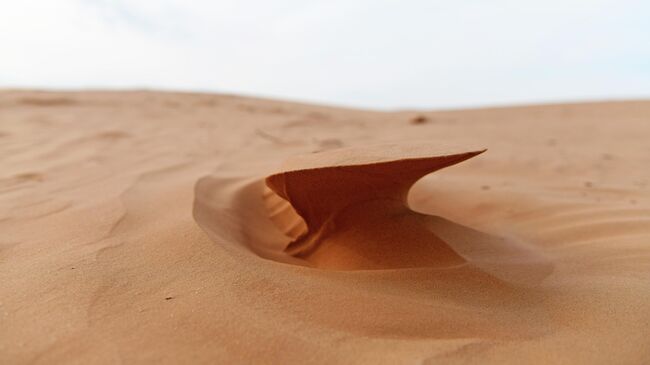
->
(2, 90, 650, 364)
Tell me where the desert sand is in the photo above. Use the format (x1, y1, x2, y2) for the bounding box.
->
(1, 90, 650, 364)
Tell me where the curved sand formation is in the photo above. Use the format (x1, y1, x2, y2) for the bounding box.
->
(265, 144, 483, 268)
(196, 143, 552, 285)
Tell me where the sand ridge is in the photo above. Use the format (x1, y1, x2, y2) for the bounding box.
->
(266, 145, 485, 262)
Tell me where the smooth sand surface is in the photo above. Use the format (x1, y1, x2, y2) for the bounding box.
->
(2, 90, 650, 364)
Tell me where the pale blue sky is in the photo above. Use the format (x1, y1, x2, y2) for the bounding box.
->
(1, 0, 649, 109)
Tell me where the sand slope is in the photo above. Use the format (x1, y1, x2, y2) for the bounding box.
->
(1, 91, 650, 364)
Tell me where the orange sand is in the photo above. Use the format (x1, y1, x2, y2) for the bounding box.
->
(1, 90, 650, 364)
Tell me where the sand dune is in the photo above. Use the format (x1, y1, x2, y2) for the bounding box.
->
(1, 91, 650, 364)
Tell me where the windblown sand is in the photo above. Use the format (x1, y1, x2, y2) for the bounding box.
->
(1, 91, 649, 364)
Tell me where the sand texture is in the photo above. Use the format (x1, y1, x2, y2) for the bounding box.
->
(1, 90, 650, 364)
